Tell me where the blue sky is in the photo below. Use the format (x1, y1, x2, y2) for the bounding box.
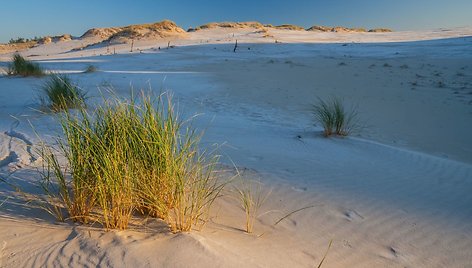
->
(1, 0, 471, 42)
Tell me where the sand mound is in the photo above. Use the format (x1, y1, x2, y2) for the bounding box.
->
(57, 34, 72, 42)
(80, 20, 186, 44)
(80, 27, 122, 39)
(38, 36, 52, 45)
(0, 42, 36, 54)
(37, 34, 72, 45)
(109, 20, 186, 43)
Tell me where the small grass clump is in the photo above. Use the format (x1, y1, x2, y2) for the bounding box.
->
(39, 91, 223, 232)
(7, 53, 44, 77)
(40, 74, 86, 112)
(235, 178, 271, 233)
(84, 65, 97, 73)
(313, 97, 359, 137)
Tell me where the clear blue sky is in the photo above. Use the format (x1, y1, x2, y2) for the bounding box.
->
(1, 0, 471, 42)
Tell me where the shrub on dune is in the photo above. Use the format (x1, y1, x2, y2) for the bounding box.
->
(40, 74, 86, 112)
(39, 91, 223, 231)
(7, 53, 44, 77)
(313, 97, 359, 137)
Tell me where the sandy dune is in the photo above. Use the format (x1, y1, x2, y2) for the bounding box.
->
(0, 27, 472, 267)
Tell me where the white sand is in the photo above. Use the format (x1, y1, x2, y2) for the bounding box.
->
(1, 27, 472, 267)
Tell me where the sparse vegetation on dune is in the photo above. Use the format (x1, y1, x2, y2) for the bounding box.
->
(272, 24, 305, 31)
(8, 36, 43, 44)
(84, 65, 97, 73)
(193, 21, 266, 31)
(81, 20, 186, 43)
(368, 28, 393, 33)
(38, 91, 223, 231)
(307, 25, 392, 33)
(7, 53, 44, 77)
(234, 177, 271, 233)
(306, 25, 332, 32)
(40, 74, 86, 112)
(190, 21, 387, 33)
(313, 97, 359, 137)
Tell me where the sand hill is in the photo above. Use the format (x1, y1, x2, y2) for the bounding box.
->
(0, 42, 36, 54)
(0, 34, 73, 54)
(1, 20, 394, 53)
(81, 20, 187, 44)
(37, 34, 72, 44)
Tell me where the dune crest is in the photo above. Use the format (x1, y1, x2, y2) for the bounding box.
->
(80, 20, 187, 44)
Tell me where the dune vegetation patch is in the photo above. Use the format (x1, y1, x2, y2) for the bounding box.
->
(84, 65, 98, 73)
(272, 24, 305, 31)
(38, 91, 224, 232)
(307, 25, 392, 33)
(7, 53, 44, 77)
(194, 21, 266, 31)
(39, 74, 86, 112)
(234, 177, 271, 233)
(368, 28, 393, 33)
(313, 97, 360, 137)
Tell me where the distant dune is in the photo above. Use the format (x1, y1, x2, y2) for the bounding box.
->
(189, 21, 266, 31)
(0, 34, 73, 54)
(81, 20, 187, 44)
(189, 21, 391, 33)
(1, 19, 393, 53)
(306, 25, 393, 33)
(0, 20, 186, 53)
(0, 42, 36, 54)
(38, 34, 72, 44)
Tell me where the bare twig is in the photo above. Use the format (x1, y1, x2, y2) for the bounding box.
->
(274, 205, 316, 226)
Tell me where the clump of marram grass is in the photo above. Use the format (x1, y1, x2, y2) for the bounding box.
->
(234, 178, 271, 233)
(40, 74, 86, 112)
(38, 91, 223, 231)
(7, 53, 44, 77)
(313, 97, 359, 137)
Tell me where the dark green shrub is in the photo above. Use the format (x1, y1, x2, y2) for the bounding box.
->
(7, 53, 44, 77)
(40, 74, 85, 112)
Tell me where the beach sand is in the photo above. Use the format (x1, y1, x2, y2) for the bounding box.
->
(0, 27, 471, 267)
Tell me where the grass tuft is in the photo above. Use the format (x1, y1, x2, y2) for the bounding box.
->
(313, 97, 359, 137)
(84, 65, 97, 73)
(40, 74, 86, 112)
(235, 178, 271, 233)
(7, 53, 44, 77)
(38, 91, 223, 231)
